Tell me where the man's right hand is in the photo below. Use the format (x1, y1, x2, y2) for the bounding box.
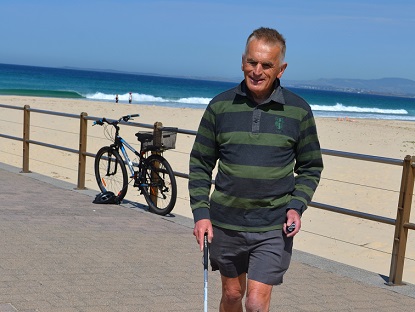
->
(193, 219, 213, 252)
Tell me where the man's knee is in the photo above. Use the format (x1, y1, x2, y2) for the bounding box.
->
(245, 280, 272, 312)
(221, 275, 246, 307)
(222, 285, 244, 305)
(245, 295, 269, 312)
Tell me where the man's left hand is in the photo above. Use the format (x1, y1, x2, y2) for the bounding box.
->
(284, 209, 301, 237)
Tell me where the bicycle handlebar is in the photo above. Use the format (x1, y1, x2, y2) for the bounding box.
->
(93, 114, 140, 126)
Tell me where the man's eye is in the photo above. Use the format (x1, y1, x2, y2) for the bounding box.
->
(247, 61, 257, 67)
(262, 64, 272, 70)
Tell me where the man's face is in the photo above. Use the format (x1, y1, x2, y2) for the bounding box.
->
(242, 38, 287, 102)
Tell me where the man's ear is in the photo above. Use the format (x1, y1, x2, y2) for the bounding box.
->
(277, 63, 288, 78)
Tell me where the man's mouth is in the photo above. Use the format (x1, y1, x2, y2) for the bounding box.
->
(249, 77, 264, 85)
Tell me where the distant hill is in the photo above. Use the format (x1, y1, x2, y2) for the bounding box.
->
(283, 77, 415, 97)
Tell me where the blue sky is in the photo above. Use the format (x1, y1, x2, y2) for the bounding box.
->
(1, 0, 414, 81)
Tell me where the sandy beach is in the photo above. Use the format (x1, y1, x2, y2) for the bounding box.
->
(1, 95, 414, 285)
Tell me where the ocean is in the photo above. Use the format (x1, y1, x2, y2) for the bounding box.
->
(1, 63, 414, 121)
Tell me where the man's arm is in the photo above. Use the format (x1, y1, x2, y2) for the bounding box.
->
(188, 105, 218, 248)
(289, 111, 323, 215)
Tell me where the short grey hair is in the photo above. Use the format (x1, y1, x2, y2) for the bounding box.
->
(244, 27, 286, 62)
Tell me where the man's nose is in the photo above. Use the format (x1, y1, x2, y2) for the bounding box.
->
(253, 64, 263, 75)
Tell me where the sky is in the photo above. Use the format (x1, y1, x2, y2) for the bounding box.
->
(1, 0, 414, 81)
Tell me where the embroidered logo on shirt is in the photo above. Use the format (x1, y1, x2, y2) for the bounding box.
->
(274, 117, 284, 131)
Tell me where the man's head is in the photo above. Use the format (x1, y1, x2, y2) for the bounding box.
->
(242, 27, 288, 103)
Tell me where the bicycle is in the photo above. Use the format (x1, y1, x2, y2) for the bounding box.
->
(93, 114, 178, 215)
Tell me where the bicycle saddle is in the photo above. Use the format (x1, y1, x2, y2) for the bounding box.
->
(135, 132, 153, 143)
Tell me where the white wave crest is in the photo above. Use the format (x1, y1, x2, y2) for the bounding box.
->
(86, 92, 116, 101)
(311, 103, 408, 115)
(85, 92, 210, 105)
(176, 97, 211, 104)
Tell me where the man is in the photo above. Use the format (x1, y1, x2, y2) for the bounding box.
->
(189, 27, 323, 311)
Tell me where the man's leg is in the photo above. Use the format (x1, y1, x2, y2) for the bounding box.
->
(245, 279, 272, 312)
(219, 273, 247, 312)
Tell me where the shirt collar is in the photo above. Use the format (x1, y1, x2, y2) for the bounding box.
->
(235, 78, 286, 106)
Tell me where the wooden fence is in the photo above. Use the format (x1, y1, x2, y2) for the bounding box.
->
(0, 103, 414, 286)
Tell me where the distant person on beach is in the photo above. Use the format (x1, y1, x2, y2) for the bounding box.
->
(115, 94, 118, 103)
(189, 27, 323, 311)
(129, 92, 132, 103)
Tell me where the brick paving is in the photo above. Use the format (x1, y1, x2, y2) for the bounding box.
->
(0, 164, 414, 311)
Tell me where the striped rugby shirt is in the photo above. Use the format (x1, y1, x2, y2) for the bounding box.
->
(189, 79, 323, 232)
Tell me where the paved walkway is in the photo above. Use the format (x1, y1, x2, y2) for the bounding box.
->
(0, 163, 414, 312)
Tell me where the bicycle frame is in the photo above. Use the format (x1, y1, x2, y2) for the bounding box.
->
(116, 136, 142, 178)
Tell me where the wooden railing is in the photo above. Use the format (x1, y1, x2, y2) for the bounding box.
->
(0, 103, 414, 286)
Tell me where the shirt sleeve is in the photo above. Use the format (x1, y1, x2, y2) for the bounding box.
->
(289, 110, 323, 215)
(188, 105, 219, 223)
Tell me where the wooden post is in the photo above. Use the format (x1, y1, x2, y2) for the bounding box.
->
(76, 112, 88, 189)
(388, 155, 415, 285)
(150, 122, 163, 205)
(153, 121, 163, 148)
(22, 105, 31, 173)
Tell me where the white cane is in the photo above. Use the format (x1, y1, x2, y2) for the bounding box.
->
(203, 233, 209, 312)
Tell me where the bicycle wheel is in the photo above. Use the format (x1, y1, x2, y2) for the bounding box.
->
(141, 154, 177, 215)
(94, 146, 128, 201)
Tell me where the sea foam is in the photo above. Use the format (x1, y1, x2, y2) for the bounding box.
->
(85, 92, 210, 105)
(311, 103, 408, 115)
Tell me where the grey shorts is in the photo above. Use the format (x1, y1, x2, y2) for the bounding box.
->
(209, 226, 293, 285)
